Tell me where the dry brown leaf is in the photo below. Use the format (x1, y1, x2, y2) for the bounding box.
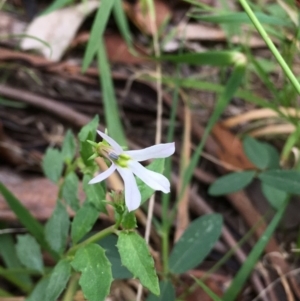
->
(123, 0, 171, 35)
(211, 123, 255, 171)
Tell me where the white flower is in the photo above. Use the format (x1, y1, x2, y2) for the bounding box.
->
(89, 130, 175, 211)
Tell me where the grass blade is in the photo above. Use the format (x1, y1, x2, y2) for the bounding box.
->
(97, 38, 127, 146)
(82, 0, 115, 72)
(223, 198, 288, 301)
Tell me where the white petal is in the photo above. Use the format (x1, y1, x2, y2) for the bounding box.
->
(97, 130, 123, 154)
(125, 142, 175, 161)
(88, 163, 116, 184)
(116, 166, 141, 212)
(129, 161, 170, 193)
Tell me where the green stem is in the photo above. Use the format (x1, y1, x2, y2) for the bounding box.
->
(239, 0, 300, 95)
(62, 273, 79, 301)
(67, 225, 116, 256)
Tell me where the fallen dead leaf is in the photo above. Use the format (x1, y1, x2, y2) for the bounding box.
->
(123, 0, 171, 35)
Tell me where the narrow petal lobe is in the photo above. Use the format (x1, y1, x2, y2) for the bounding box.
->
(116, 166, 141, 212)
(129, 161, 170, 193)
(125, 142, 175, 161)
(89, 163, 116, 184)
(97, 130, 123, 154)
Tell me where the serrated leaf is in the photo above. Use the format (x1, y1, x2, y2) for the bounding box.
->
(45, 201, 70, 254)
(136, 159, 165, 204)
(261, 182, 287, 210)
(117, 232, 159, 295)
(169, 214, 223, 274)
(122, 211, 137, 229)
(209, 171, 255, 196)
(98, 235, 132, 279)
(62, 172, 80, 211)
(45, 259, 71, 301)
(26, 277, 50, 301)
(258, 169, 300, 194)
(147, 280, 176, 301)
(16, 234, 44, 274)
(71, 202, 99, 244)
(83, 174, 106, 211)
(42, 148, 64, 183)
(71, 244, 112, 301)
(78, 115, 99, 142)
(61, 129, 76, 162)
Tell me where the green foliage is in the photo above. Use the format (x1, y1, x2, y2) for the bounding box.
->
(121, 211, 137, 229)
(42, 148, 64, 183)
(208, 171, 256, 196)
(16, 234, 44, 274)
(62, 172, 80, 211)
(78, 116, 99, 166)
(83, 174, 106, 211)
(97, 39, 127, 146)
(61, 129, 76, 163)
(117, 231, 159, 295)
(41, 0, 74, 15)
(261, 182, 287, 210)
(71, 202, 100, 244)
(44, 201, 70, 254)
(82, 0, 116, 72)
(243, 136, 270, 169)
(169, 214, 223, 274)
(71, 244, 113, 301)
(0, 184, 58, 260)
(137, 159, 165, 203)
(258, 170, 300, 194)
(0, 234, 32, 287)
(147, 280, 175, 301)
(98, 235, 132, 279)
(45, 259, 71, 301)
(223, 199, 288, 301)
(26, 277, 50, 301)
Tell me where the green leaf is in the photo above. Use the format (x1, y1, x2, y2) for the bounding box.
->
(136, 159, 165, 204)
(264, 143, 280, 169)
(82, 0, 116, 72)
(71, 202, 99, 244)
(41, 0, 73, 15)
(98, 235, 132, 279)
(62, 172, 80, 211)
(45, 201, 70, 254)
(258, 169, 300, 194)
(45, 259, 71, 301)
(78, 115, 99, 142)
(208, 171, 256, 196)
(243, 136, 269, 169)
(71, 244, 113, 301)
(0, 234, 32, 286)
(42, 148, 64, 183)
(122, 211, 137, 229)
(16, 234, 44, 274)
(83, 174, 106, 211)
(117, 232, 159, 295)
(26, 277, 50, 301)
(97, 39, 127, 146)
(169, 214, 222, 274)
(146, 280, 175, 301)
(61, 129, 76, 162)
(0, 184, 59, 260)
(261, 182, 287, 210)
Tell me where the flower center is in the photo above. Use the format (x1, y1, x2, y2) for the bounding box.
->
(98, 144, 130, 168)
